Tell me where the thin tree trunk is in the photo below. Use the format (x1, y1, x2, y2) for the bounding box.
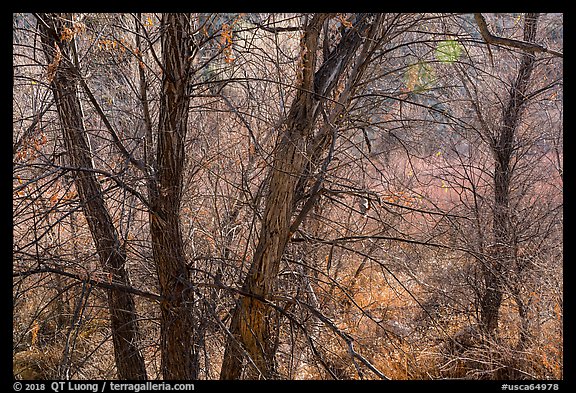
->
(481, 13, 539, 335)
(148, 13, 197, 380)
(37, 13, 147, 380)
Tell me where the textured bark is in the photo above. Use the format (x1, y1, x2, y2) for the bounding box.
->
(220, 13, 376, 380)
(480, 13, 539, 335)
(38, 13, 147, 380)
(148, 13, 197, 380)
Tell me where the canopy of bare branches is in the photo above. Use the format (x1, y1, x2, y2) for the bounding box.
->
(13, 13, 562, 382)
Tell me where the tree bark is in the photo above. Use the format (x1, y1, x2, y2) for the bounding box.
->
(148, 13, 198, 380)
(480, 13, 539, 335)
(220, 13, 377, 380)
(37, 13, 147, 380)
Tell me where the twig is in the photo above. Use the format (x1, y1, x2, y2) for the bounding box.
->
(14, 266, 161, 302)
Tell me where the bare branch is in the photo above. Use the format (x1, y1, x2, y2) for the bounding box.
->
(474, 13, 563, 58)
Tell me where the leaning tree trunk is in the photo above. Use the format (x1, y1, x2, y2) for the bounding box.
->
(37, 13, 147, 380)
(481, 13, 539, 335)
(148, 13, 198, 380)
(220, 13, 377, 380)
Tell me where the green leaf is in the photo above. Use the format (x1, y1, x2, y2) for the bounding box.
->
(404, 61, 435, 93)
(435, 39, 463, 63)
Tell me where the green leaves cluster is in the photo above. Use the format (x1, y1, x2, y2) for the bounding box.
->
(435, 39, 463, 63)
(404, 39, 463, 94)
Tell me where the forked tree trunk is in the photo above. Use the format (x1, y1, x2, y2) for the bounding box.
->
(38, 13, 147, 380)
(481, 13, 539, 335)
(220, 13, 377, 380)
(148, 13, 198, 380)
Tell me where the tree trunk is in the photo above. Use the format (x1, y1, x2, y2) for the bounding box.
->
(148, 13, 198, 380)
(220, 13, 377, 380)
(481, 13, 539, 335)
(37, 13, 147, 380)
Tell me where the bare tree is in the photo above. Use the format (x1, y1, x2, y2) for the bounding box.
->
(147, 13, 198, 380)
(219, 13, 392, 379)
(35, 12, 147, 380)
